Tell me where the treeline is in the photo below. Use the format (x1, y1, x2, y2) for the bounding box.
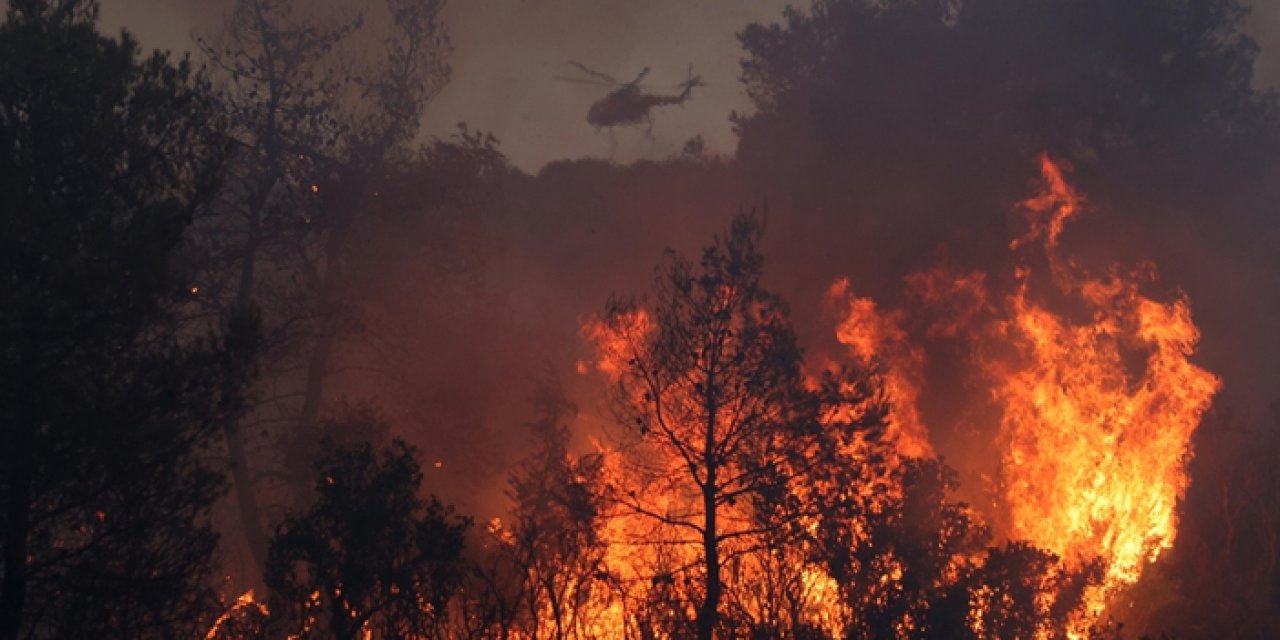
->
(0, 0, 507, 636)
(3, 0, 1280, 638)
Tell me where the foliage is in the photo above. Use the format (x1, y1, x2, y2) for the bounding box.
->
(189, 0, 479, 574)
(504, 382, 608, 638)
(0, 1, 250, 637)
(593, 213, 891, 638)
(265, 435, 470, 639)
(737, 0, 1277, 171)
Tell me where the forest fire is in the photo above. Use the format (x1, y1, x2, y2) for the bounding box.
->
(8, 0, 1275, 638)
(568, 155, 1220, 637)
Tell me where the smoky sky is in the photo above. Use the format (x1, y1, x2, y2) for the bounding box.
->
(84, 6, 1280, 611)
(96, 0, 1280, 485)
(98, 0, 782, 169)
(99, 0, 1280, 171)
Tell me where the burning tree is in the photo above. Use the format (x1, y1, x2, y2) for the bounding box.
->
(503, 382, 609, 638)
(584, 214, 888, 638)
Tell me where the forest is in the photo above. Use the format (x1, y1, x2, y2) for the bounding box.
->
(2, 0, 1279, 638)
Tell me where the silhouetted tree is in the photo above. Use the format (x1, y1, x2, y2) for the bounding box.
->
(451, 535, 524, 640)
(592, 214, 887, 639)
(502, 380, 608, 639)
(950, 541, 1098, 640)
(796, 454, 1100, 639)
(737, 0, 1277, 183)
(803, 458, 989, 639)
(0, 1, 250, 637)
(272, 0, 451, 512)
(192, 0, 456, 574)
(192, 0, 359, 572)
(264, 433, 469, 639)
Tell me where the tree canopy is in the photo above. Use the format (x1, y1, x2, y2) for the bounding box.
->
(0, 1, 249, 637)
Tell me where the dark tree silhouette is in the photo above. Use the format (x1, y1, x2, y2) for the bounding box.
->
(451, 538, 524, 640)
(192, 0, 457, 574)
(503, 380, 608, 639)
(0, 1, 250, 637)
(269, 0, 452, 513)
(264, 433, 470, 639)
(795, 454, 1101, 639)
(803, 458, 989, 639)
(737, 0, 1277, 181)
(192, 0, 359, 573)
(592, 214, 887, 639)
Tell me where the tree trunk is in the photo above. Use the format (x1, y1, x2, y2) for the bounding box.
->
(288, 325, 335, 507)
(697, 462, 720, 640)
(288, 227, 345, 507)
(224, 179, 274, 578)
(223, 417, 270, 573)
(0, 474, 30, 640)
(697, 362, 721, 640)
(1, 349, 35, 640)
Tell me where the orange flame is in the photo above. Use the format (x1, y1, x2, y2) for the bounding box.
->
(823, 155, 1219, 631)
(204, 590, 269, 640)
(827, 279, 934, 459)
(1012, 153, 1083, 252)
(991, 158, 1220, 618)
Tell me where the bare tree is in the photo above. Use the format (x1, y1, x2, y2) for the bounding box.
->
(589, 214, 885, 638)
(193, 0, 357, 573)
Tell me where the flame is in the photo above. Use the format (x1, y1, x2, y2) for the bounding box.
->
(823, 155, 1220, 631)
(827, 279, 933, 458)
(578, 304, 849, 636)
(570, 155, 1220, 636)
(204, 590, 269, 640)
(991, 158, 1220, 617)
(1011, 153, 1083, 252)
(211, 155, 1215, 638)
(579, 308, 652, 379)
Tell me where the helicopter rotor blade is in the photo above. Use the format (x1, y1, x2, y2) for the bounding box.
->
(567, 60, 617, 85)
(553, 76, 614, 87)
(672, 79, 708, 89)
(681, 64, 707, 88)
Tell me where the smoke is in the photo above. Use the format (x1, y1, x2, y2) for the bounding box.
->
(94, 1, 1280, 629)
(100, 0, 1278, 502)
(99, 0, 791, 169)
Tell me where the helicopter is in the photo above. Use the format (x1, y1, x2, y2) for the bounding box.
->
(558, 61, 706, 131)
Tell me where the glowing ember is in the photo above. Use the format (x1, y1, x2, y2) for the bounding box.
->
(204, 590, 269, 640)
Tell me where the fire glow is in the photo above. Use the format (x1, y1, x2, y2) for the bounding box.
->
(990, 156, 1221, 605)
(574, 155, 1219, 636)
(203, 155, 1219, 638)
